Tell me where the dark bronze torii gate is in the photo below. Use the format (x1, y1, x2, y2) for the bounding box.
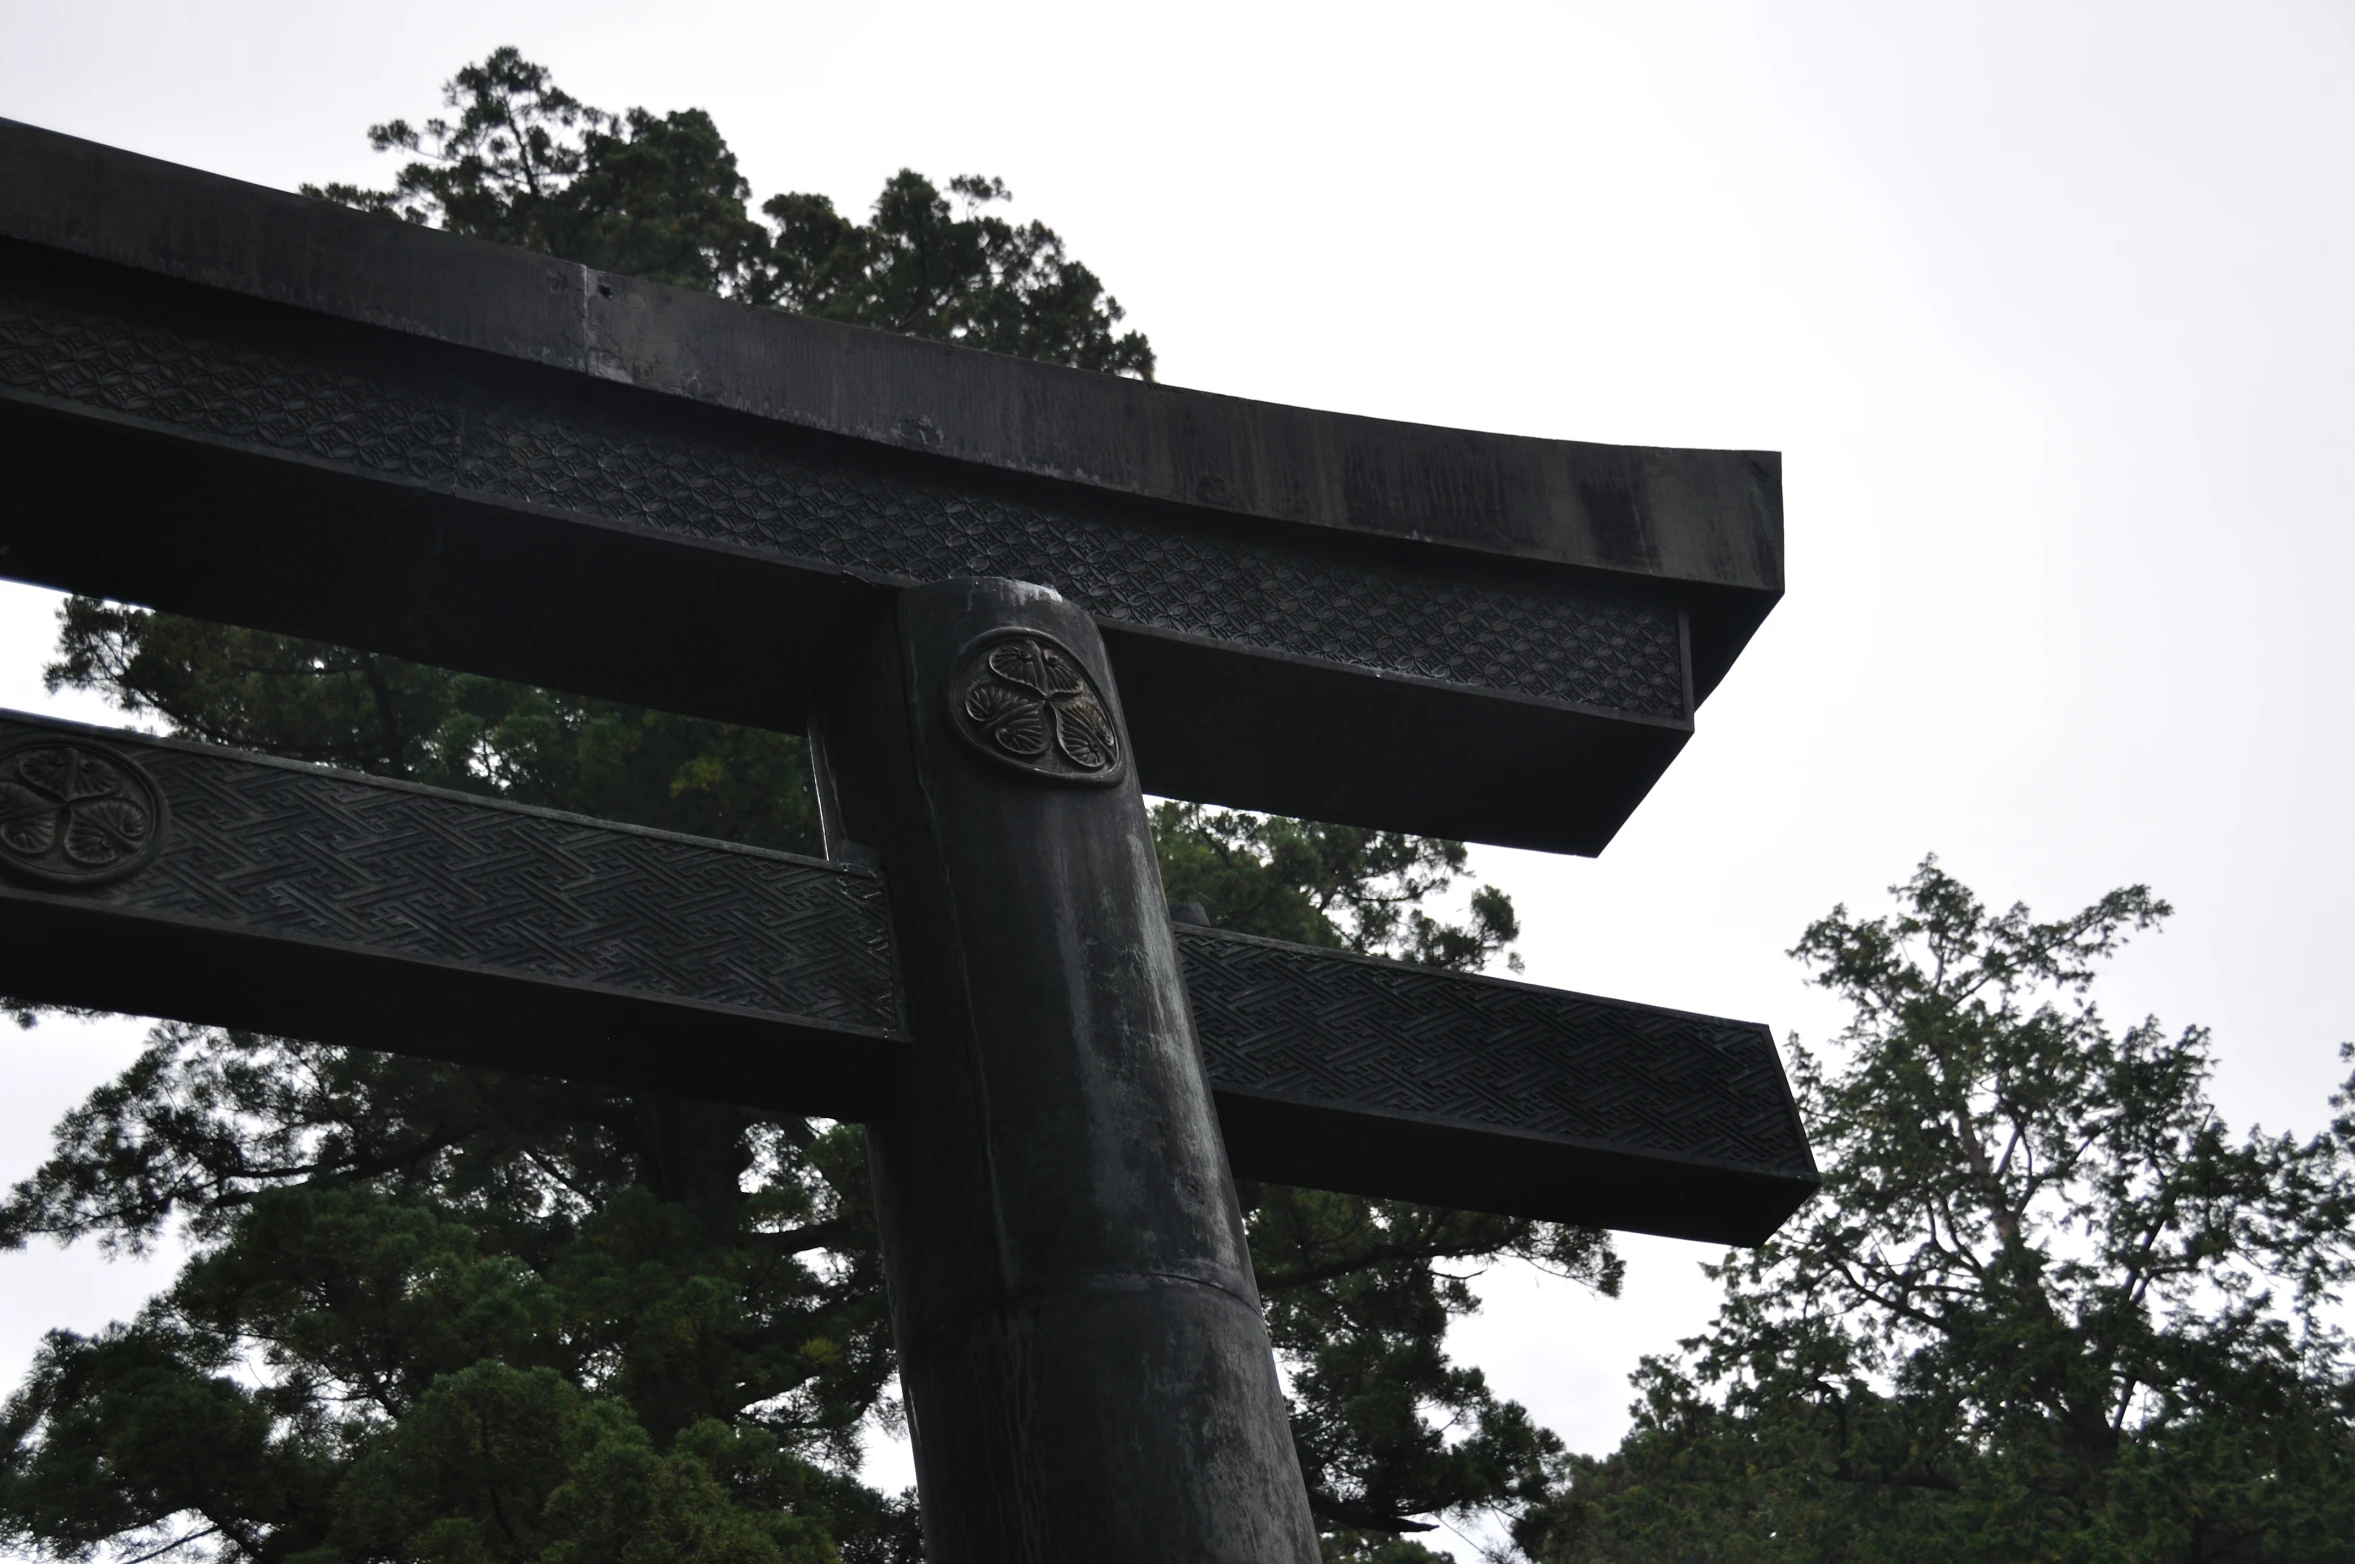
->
(0, 120, 1811, 1562)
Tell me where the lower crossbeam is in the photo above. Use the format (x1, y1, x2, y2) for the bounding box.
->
(0, 710, 1814, 1243)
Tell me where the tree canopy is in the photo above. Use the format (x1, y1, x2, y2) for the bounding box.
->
(1517, 861, 2355, 1563)
(1, 51, 1573, 1564)
(302, 47, 1153, 376)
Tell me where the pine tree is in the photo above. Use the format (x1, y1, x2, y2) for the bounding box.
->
(1519, 860, 2355, 1563)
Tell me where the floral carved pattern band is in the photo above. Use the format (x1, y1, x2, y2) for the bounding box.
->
(0, 738, 169, 887)
(950, 633, 1126, 785)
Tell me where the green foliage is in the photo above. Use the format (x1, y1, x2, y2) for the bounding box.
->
(759, 171, 1153, 376)
(307, 50, 768, 301)
(1319, 1534, 1457, 1564)
(0, 49, 1580, 1561)
(0, 1027, 907, 1562)
(303, 46, 1151, 376)
(1519, 859, 2355, 1563)
(331, 1366, 852, 1564)
(1251, 1188, 1620, 1538)
(1154, 803, 1523, 971)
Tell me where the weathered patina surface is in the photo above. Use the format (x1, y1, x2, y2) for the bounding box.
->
(0, 707, 1814, 1245)
(0, 117, 1780, 852)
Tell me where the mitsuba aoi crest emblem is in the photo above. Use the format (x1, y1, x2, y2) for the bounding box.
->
(950, 632, 1125, 784)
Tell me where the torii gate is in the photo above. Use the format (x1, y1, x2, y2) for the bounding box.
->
(0, 120, 1811, 1564)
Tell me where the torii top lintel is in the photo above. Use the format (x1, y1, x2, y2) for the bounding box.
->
(0, 118, 1783, 854)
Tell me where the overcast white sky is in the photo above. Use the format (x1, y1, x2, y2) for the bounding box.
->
(2, 2, 2351, 1555)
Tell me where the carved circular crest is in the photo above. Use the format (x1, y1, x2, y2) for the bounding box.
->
(0, 737, 169, 887)
(949, 631, 1126, 785)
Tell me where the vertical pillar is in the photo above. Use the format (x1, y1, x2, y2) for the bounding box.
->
(810, 578, 1319, 1564)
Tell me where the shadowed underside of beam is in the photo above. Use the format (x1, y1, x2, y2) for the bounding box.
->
(0, 116, 1785, 853)
(0, 711, 1814, 1243)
